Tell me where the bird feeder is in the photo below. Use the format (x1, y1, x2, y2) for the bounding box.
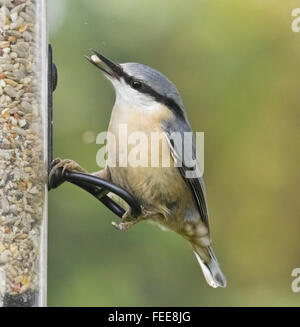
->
(0, 0, 48, 307)
(0, 0, 140, 307)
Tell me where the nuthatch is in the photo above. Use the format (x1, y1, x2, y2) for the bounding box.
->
(50, 51, 226, 288)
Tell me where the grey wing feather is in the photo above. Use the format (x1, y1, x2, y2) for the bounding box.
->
(162, 118, 210, 230)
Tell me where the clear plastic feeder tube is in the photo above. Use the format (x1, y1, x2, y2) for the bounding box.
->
(0, 0, 48, 307)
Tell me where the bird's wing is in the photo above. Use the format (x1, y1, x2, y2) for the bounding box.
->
(162, 118, 210, 230)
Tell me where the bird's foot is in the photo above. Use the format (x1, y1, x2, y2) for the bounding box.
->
(111, 220, 137, 231)
(50, 157, 87, 177)
(48, 158, 88, 189)
(111, 207, 143, 231)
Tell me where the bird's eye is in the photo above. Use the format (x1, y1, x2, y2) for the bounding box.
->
(131, 80, 142, 90)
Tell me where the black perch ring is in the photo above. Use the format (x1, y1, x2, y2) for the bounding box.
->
(48, 167, 141, 219)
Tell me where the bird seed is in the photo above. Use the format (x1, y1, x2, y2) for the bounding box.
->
(0, 0, 46, 307)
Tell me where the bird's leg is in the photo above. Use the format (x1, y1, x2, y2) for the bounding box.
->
(49, 157, 87, 177)
(111, 207, 161, 231)
(111, 206, 149, 231)
(48, 158, 88, 189)
(111, 206, 135, 231)
(53, 157, 88, 174)
(112, 215, 144, 231)
(49, 159, 110, 186)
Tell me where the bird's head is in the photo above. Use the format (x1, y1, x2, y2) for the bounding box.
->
(86, 50, 185, 117)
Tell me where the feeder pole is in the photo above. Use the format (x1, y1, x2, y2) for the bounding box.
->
(0, 0, 48, 307)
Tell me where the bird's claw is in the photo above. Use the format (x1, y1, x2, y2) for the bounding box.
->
(52, 158, 87, 174)
(48, 158, 87, 189)
(111, 220, 136, 231)
(111, 207, 143, 231)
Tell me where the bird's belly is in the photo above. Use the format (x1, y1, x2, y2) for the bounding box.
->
(110, 165, 182, 205)
(106, 104, 199, 230)
(109, 165, 198, 228)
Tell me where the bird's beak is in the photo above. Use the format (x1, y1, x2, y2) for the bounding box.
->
(85, 50, 123, 80)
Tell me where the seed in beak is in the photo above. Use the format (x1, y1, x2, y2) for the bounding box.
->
(91, 55, 101, 64)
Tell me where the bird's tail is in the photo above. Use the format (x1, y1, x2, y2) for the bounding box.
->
(191, 243, 226, 288)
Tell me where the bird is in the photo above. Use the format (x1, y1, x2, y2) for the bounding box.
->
(50, 50, 226, 288)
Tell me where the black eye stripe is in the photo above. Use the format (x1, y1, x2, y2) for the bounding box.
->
(122, 71, 185, 119)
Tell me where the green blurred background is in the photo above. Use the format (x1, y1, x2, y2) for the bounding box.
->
(48, 0, 300, 306)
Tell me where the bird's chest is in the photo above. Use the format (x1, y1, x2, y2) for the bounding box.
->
(108, 105, 171, 166)
(106, 105, 189, 214)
